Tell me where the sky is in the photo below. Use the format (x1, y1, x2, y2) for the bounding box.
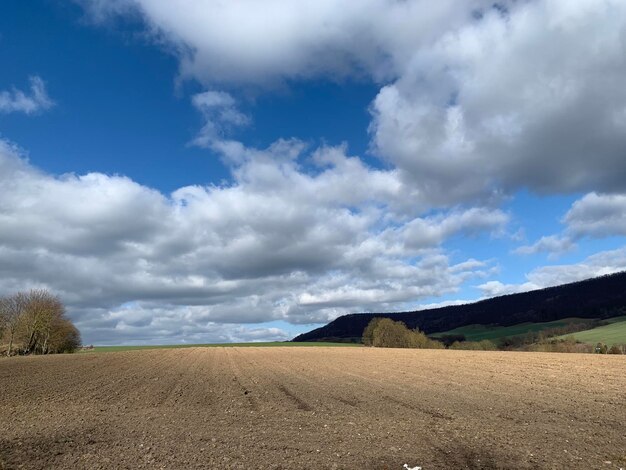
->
(1, 0, 626, 345)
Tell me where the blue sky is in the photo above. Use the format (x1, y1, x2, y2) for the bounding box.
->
(1, 0, 625, 345)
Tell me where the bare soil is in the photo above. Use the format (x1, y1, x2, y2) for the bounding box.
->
(0, 347, 625, 469)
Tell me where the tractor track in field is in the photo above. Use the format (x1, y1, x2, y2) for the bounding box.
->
(0, 347, 625, 469)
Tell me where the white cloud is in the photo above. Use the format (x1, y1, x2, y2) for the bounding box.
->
(80, 0, 491, 86)
(0, 140, 505, 343)
(24, 0, 626, 343)
(370, 0, 626, 204)
(512, 191, 626, 259)
(477, 280, 538, 298)
(80, 0, 626, 206)
(190, 90, 251, 149)
(395, 208, 509, 250)
(81, 303, 292, 345)
(479, 247, 626, 297)
(0, 76, 54, 115)
(564, 192, 626, 238)
(514, 235, 575, 259)
(416, 299, 471, 310)
(515, 192, 626, 259)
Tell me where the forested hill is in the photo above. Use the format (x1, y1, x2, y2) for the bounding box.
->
(292, 272, 626, 342)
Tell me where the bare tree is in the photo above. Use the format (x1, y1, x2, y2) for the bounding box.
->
(18, 290, 66, 355)
(48, 318, 81, 353)
(0, 292, 28, 356)
(1, 289, 80, 355)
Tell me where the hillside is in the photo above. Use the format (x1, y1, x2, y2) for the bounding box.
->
(557, 316, 626, 345)
(293, 272, 626, 342)
(430, 317, 590, 342)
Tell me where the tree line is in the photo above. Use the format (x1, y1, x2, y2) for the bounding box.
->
(362, 317, 624, 354)
(0, 289, 81, 356)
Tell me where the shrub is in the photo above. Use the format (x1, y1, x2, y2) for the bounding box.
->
(526, 337, 592, 354)
(372, 319, 411, 348)
(438, 334, 466, 347)
(362, 317, 384, 346)
(363, 318, 444, 349)
(608, 345, 623, 355)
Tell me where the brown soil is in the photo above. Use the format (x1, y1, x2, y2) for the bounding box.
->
(0, 347, 625, 469)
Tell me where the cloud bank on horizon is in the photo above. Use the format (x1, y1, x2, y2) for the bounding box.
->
(1, 0, 626, 344)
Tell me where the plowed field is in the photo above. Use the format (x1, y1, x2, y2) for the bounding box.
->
(1, 347, 625, 469)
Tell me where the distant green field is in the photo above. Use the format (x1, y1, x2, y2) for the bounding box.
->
(431, 318, 589, 342)
(557, 316, 626, 346)
(81, 341, 362, 353)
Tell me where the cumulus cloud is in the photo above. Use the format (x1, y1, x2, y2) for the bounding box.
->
(479, 247, 626, 297)
(80, 0, 626, 206)
(564, 192, 626, 238)
(30, 0, 626, 343)
(79, 304, 292, 346)
(395, 208, 509, 250)
(80, 0, 491, 85)
(370, 0, 626, 204)
(514, 235, 575, 259)
(0, 139, 505, 343)
(0, 76, 54, 115)
(516, 192, 626, 258)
